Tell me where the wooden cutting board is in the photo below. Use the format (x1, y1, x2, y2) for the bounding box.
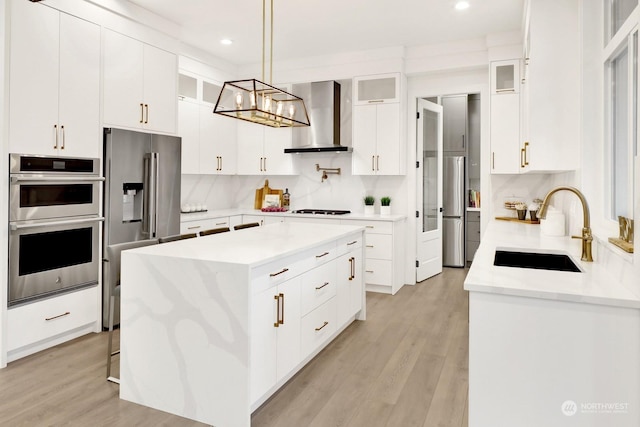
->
(495, 216, 540, 224)
(254, 179, 283, 209)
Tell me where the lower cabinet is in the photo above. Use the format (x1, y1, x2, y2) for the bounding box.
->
(249, 232, 364, 407)
(7, 286, 99, 361)
(180, 216, 230, 234)
(466, 210, 481, 265)
(250, 276, 301, 403)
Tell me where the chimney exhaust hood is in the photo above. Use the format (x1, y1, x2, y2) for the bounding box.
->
(285, 80, 352, 153)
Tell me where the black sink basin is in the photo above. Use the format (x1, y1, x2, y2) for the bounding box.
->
(494, 250, 582, 272)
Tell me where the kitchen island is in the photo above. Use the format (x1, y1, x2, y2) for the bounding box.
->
(119, 222, 365, 427)
(465, 220, 640, 426)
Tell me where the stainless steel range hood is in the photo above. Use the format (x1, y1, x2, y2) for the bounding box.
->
(285, 80, 352, 153)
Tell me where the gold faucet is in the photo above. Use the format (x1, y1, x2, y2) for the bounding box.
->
(538, 186, 593, 262)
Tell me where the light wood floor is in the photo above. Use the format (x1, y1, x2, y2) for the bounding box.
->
(0, 268, 469, 427)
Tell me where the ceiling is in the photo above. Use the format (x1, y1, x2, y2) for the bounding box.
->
(127, 0, 524, 66)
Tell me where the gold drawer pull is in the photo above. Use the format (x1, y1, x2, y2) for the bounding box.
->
(366, 245, 374, 248)
(365, 225, 374, 228)
(270, 268, 289, 277)
(315, 321, 329, 331)
(347, 240, 358, 245)
(315, 252, 329, 258)
(215, 222, 227, 225)
(45, 311, 70, 321)
(187, 225, 201, 230)
(315, 282, 329, 290)
(366, 270, 374, 273)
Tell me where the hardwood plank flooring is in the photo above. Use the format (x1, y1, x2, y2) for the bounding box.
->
(0, 268, 468, 426)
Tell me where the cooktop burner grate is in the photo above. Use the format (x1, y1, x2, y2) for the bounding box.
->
(291, 209, 351, 215)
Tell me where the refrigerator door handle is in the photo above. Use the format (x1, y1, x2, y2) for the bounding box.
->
(142, 153, 159, 237)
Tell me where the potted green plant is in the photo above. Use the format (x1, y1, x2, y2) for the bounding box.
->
(380, 196, 391, 215)
(364, 195, 375, 215)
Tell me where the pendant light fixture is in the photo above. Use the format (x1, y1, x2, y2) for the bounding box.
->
(213, 0, 310, 128)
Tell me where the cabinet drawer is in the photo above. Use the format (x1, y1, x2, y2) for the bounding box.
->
(364, 259, 392, 286)
(467, 221, 481, 242)
(467, 211, 480, 222)
(336, 233, 363, 257)
(301, 297, 336, 360)
(341, 219, 392, 235)
(180, 219, 212, 233)
(364, 233, 392, 260)
(8, 286, 98, 351)
(300, 261, 337, 316)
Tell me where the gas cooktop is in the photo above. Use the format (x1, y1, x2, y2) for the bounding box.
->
(291, 209, 351, 215)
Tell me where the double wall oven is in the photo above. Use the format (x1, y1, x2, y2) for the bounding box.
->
(9, 154, 104, 307)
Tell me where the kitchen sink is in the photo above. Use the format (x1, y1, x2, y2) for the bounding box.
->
(493, 249, 582, 273)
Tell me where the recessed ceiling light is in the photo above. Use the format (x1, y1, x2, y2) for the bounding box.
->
(455, 1, 470, 10)
(220, 39, 233, 45)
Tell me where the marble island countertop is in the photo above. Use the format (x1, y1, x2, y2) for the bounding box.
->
(464, 220, 640, 309)
(131, 222, 364, 267)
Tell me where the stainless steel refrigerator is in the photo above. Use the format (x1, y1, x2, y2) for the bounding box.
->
(443, 156, 465, 267)
(102, 128, 181, 327)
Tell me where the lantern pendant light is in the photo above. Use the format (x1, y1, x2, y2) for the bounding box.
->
(213, 0, 310, 128)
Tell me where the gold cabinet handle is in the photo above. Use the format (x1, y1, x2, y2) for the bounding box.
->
(269, 268, 289, 277)
(372, 155, 375, 171)
(366, 270, 374, 273)
(366, 245, 374, 248)
(365, 225, 374, 229)
(220, 156, 223, 171)
(315, 251, 330, 258)
(60, 125, 65, 150)
(367, 99, 384, 103)
(315, 282, 330, 290)
(273, 294, 280, 327)
(520, 148, 525, 168)
(347, 240, 358, 246)
(524, 141, 529, 166)
(187, 225, 201, 230)
(140, 103, 144, 123)
(263, 157, 267, 172)
(45, 311, 70, 321)
(315, 321, 329, 331)
(144, 104, 149, 123)
(376, 155, 380, 171)
(349, 256, 355, 280)
(53, 124, 58, 149)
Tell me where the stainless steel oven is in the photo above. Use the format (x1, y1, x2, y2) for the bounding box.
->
(8, 154, 103, 306)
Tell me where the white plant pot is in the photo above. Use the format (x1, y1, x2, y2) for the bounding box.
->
(364, 205, 375, 215)
(380, 206, 391, 216)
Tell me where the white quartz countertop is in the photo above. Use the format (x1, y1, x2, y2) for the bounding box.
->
(129, 222, 364, 267)
(464, 220, 640, 309)
(180, 208, 406, 222)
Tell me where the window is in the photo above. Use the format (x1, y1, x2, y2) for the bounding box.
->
(605, 1, 638, 222)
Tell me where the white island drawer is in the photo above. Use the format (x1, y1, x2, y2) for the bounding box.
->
(341, 219, 392, 234)
(7, 286, 98, 351)
(301, 297, 337, 360)
(300, 261, 337, 316)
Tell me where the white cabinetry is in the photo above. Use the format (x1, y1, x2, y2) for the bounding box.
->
(237, 121, 293, 175)
(180, 215, 230, 234)
(520, 0, 580, 172)
(251, 276, 301, 403)
(7, 287, 99, 362)
(336, 235, 363, 327)
(179, 98, 237, 175)
(352, 73, 405, 175)
(179, 76, 237, 174)
(103, 29, 177, 134)
(242, 214, 285, 227)
(341, 219, 404, 295)
(9, 0, 100, 157)
(490, 60, 521, 174)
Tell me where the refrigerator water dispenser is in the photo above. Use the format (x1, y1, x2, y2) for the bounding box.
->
(122, 182, 143, 222)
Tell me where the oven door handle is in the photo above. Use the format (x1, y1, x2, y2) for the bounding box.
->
(10, 176, 105, 183)
(10, 216, 104, 231)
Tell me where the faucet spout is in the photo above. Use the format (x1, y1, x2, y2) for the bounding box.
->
(538, 186, 593, 262)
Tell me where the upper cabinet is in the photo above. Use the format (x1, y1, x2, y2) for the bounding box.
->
(103, 29, 177, 135)
(490, 60, 520, 95)
(9, 0, 100, 158)
(352, 73, 406, 175)
(179, 76, 237, 175)
(236, 84, 293, 175)
(442, 95, 468, 153)
(520, 0, 580, 172)
(490, 0, 580, 174)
